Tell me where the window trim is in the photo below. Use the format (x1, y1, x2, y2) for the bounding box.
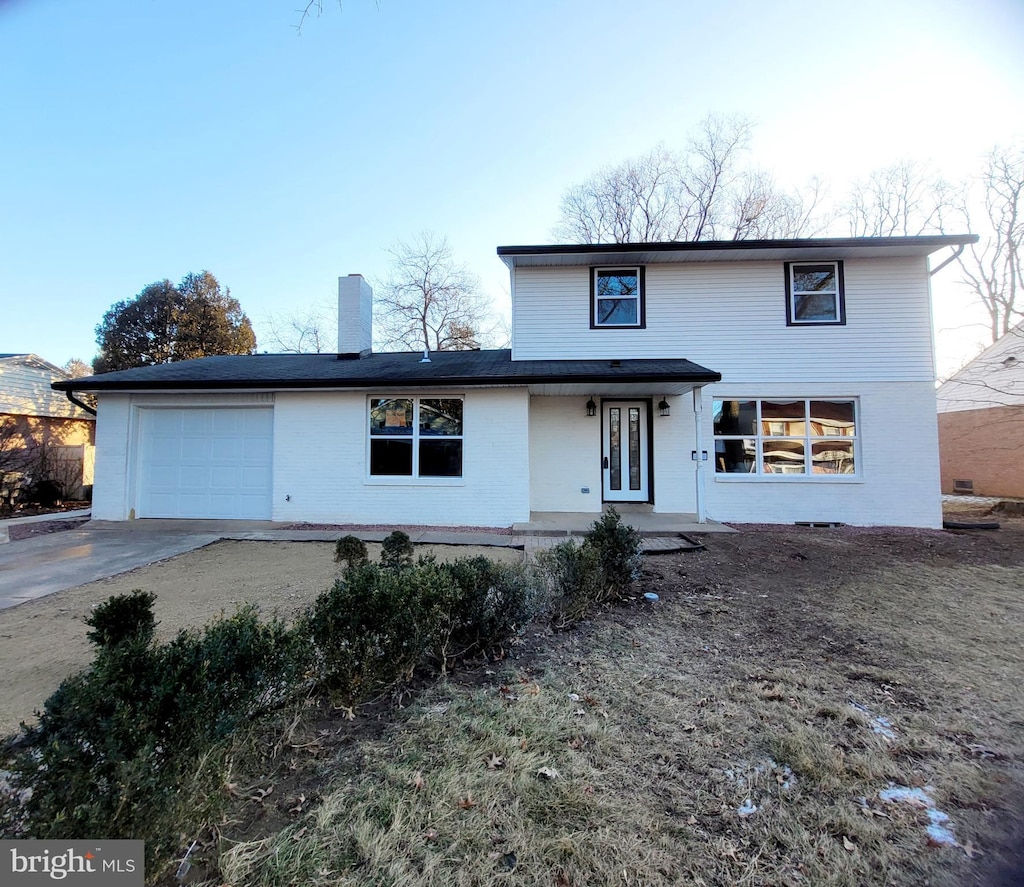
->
(784, 261, 846, 326)
(712, 397, 859, 480)
(366, 395, 465, 484)
(590, 266, 646, 329)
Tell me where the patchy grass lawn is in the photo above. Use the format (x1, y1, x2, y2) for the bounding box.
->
(195, 523, 1024, 887)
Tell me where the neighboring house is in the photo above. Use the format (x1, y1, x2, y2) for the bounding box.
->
(53, 235, 974, 528)
(0, 354, 96, 503)
(936, 326, 1024, 498)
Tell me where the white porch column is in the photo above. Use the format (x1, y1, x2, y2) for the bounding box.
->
(693, 387, 706, 523)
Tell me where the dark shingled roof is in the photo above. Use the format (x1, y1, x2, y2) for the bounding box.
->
(51, 349, 721, 392)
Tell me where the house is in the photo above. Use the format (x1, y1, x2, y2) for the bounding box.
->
(1, 354, 96, 504)
(53, 235, 975, 529)
(936, 326, 1024, 498)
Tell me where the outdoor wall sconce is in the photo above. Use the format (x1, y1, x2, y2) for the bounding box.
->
(658, 398, 671, 417)
(586, 397, 597, 417)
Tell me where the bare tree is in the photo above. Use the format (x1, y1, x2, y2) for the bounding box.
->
(374, 232, 494, 352)
(0, 417, 29, 512)
(263, 303, 337, 353)
(843, 160, 951, 237)
(554, 115, 824, 244)
(954, 144, 1024, 343)
(726, 173, 833, 240)
(62, 358, 92, 378)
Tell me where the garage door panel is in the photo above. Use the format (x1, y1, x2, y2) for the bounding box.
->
(180, 411, 212, 433)
(243, 437, 272, 461)
(138, 408, 273, 519)
(183, 437, 214, 460)
(241, 466, 271, 489)
(210, 438, 241, 461)
(210, 466, 241, 488)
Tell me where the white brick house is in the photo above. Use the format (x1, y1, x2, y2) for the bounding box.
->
(55, 235, 975, 528)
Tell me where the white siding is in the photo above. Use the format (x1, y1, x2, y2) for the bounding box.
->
(0, 356, 94, 420)
(273, 388, 530, 527)
(937, 326, 1024, 412)
(512, 259, 935, 382)
(702, 381, 941, 528)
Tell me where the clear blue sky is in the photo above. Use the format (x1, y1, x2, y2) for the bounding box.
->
(3, 0, 1022, 372)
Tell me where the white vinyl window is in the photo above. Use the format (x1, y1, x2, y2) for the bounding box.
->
(592, 267, 645, 328)
(786, 261, 845, 325)
(369, 397, 463, 478)
(713, 398, 857, 476)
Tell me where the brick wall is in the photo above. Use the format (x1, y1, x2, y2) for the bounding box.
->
(938, 405, 1024, 498)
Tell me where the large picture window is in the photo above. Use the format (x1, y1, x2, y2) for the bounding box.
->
(713, 398, 857, 476)
(785, 261, 845, 325)
(369, 397, 463, 478)
(591, 267, 645, 328)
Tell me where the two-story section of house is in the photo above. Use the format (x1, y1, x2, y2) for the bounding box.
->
(55, 235, 974, 529)
(501, 236, 974, 528)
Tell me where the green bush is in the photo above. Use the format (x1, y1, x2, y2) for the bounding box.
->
(587, 506, 643, 595)
(16, 601, 310, 862)
(434, 557, 546, 670)
(304, 563, 439, 704)
(539, 509, 643, 628)
(380, 530, 414, 570)
(334, 535, 369, 568)
(539, 539, 606, 629)
(84, 589, 157, 649)
(306, 556, 542, 695)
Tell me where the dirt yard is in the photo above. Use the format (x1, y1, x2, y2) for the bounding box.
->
(0, 540, 522, 735)
(204, 506, 1024, 887)
(2, 503, 1023, 885)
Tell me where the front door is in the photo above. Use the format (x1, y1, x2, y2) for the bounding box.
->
(602, 401, 649, 502)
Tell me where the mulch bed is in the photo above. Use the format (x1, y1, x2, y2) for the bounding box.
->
(8, 520, 89, 542)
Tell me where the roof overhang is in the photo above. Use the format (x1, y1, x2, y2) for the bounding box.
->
(51, 351, 721, 395)
(497, 235, 979, 269)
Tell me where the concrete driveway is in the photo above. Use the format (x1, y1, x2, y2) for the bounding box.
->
(0, 521, 225, 610)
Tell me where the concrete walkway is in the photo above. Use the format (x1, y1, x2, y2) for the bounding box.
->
(0, 516, 718, 611)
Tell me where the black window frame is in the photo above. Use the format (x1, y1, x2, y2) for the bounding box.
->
(590, 266, 646, 329)
(784, 261, 846, 326)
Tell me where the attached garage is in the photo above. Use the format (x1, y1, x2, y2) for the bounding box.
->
(136, 407, 273, 519)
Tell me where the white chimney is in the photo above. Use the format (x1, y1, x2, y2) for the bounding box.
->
(337, 274, 373, 359)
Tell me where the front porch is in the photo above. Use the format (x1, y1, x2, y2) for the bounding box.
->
(512, 506, 735, 537)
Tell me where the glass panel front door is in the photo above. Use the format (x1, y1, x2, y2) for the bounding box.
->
(602, 401, 649, 502)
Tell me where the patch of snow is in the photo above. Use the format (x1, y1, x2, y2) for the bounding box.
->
(850, 700, 898, 740)
(879, 785, 958, 848)
(926, 809, 958, 847)
(737, 799, 757, 816)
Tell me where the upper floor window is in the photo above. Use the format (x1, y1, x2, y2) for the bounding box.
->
(369, 397, 463, 478)
(591, 267, 645, 329)
(785, 261, 845, 325)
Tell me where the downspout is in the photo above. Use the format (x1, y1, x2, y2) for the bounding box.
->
(65, 390, 97, 417)
(929, 244, 965, 277)
(693, 386, 706, 523)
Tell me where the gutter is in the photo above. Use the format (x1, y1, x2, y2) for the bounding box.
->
(929, 244, 966, 277)
(65, 389, 97, 417)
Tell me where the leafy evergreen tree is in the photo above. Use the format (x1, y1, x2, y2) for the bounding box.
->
(93, 272, 256, 373)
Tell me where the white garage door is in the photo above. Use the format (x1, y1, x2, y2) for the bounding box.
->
(137, 408, 273, 519)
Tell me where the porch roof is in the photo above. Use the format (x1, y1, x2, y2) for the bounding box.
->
(52, 349, 720, 396)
